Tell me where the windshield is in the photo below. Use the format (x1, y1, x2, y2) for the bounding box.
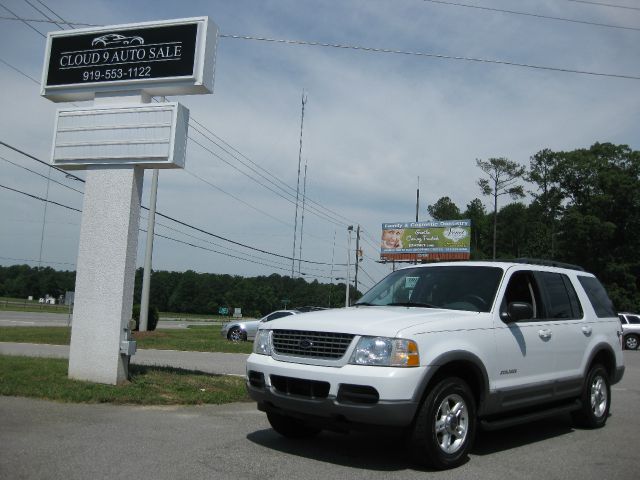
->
(355, 265, 503, 313)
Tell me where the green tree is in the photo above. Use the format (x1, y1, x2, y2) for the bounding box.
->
(527, 149, 564, 258)
(464, 198, 489, 259)
(476, 157, 526, 259)
(427, 196, 461, 220)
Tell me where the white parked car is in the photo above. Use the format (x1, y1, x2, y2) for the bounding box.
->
(221, 310, 299, 341)
(246, 260, 625, 469)
(618, 312, 640, 350)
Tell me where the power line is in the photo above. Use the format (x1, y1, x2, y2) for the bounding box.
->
(219, 34, 640, 81)
(188, 123, 350, 228)
(567, 0, 640, 11)
(0, 177, 343, 276)
(146, 213, 341, 275)
(419, 0, 640, 32)
(1, 140, 345, 267)
(0, 2, 46, 37)
(0, 56, 40, 84)
(22, 0, 63, 30)
(0, 155, 84, 194)
(2, 13, 637, 81)
(0, 183, 82, 212)
(34, 0, 75, 29)
(0, 255, 75, 267)
(189, 117, 356, 226)
(0, 141, 84, 182)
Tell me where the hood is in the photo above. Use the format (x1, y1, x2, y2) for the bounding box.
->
(261, 305, 485, 338)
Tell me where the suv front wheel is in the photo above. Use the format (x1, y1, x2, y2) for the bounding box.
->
(409, 377, 476, 470)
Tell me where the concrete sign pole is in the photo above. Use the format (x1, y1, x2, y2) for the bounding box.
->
(68, 166, 143, 384)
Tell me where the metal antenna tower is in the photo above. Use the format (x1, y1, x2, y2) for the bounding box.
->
(291, 91, 307, 277)
(298, 158, 308, 276)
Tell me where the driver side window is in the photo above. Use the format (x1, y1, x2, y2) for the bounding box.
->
(501, 271, 540, 320)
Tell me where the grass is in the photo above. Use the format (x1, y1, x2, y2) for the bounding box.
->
(0, 326, 254, 354)
(0, 326, 71, 345)
(0, 298, 70, 314)
(0, 355, 250, 405)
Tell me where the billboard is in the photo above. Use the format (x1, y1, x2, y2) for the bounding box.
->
(381, 220, 471, 262)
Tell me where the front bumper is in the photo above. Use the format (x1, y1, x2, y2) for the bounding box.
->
(246, 353, 428, 429)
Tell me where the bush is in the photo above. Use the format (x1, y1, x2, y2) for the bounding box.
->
(131, 304, 159, 331)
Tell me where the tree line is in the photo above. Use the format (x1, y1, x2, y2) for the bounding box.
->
(0, 264, 357, 317)
(432, 142, 639, 311)
(1, 142, 637, 313)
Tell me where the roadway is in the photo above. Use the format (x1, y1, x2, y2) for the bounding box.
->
(0, 343, 638, 479)
(0, 310, 232, 329)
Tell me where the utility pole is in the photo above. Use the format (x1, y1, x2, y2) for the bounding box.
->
(139, 168, 159, 331)
(346, 225, 353, 307)
(415, 176, 420, 264)
(416, 175, 420, 222)
(291, 91, 307, 278)
(354, 225, 361, 295)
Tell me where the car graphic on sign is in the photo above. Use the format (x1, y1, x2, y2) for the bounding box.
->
(91, 34, 144, 48)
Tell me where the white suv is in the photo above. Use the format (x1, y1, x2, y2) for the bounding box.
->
(246, 261, 625, 469)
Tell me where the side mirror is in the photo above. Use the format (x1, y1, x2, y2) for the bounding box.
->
(501, 302, 533, 322)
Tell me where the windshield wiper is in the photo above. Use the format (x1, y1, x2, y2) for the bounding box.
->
(387, 302, 438, 308)
(354, 302, 376, 306)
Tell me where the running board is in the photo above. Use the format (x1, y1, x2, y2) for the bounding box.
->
(480, 399, 581, 431)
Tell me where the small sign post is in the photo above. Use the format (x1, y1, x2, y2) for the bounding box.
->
(42, 17, 217, 385)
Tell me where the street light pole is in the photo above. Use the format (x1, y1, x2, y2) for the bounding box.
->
(346, 225, 353, 307)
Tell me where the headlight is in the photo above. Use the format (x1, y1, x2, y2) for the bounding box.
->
(349, 337, 419, 367)
(253, 329, 272, 355)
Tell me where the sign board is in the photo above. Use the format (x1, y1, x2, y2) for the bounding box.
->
(381, 220, 471, 262)
(50, 102, 189, 169)
(41, 17, 217, 101)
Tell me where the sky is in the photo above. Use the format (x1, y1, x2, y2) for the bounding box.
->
(1, 0, 639, 291)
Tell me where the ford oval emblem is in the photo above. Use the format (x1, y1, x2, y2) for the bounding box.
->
(299, 339, 313, 349)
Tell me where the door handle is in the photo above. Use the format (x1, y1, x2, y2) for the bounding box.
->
(538, 329, 552, 340)
(582, 326, 593, 336)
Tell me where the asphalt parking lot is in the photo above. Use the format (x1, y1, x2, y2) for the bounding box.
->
(1, 351, 639, 480)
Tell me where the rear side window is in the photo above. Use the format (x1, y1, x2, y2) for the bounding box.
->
(265, 312, 294, 322)
(626, 315, 640, 324)
(577, 276, 616, 318)
(537, 272, 583, 319)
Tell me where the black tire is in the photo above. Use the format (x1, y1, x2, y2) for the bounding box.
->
(227, 327, 246, 342)
(266, 411, 321, 438)
(409, 377, 476, 470)
(624, 334, 639, 350)
(571, 364, 610, 429)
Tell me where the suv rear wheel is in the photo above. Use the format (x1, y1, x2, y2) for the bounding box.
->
(572, 364, 610, 428)
(409, 377, 476, 470)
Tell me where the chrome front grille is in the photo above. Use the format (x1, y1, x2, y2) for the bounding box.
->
(272, 330, 355, 359)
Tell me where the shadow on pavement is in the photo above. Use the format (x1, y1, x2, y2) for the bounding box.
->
(247, 414, 578, 470)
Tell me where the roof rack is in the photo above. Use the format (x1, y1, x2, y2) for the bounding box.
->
(510, 258, 585, 271)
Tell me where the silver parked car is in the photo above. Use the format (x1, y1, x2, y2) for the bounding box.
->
(619, 312, 640, 350)
(221, 310, 299, 341)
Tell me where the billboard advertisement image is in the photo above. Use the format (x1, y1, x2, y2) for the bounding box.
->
(381, 220, 471, 261)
